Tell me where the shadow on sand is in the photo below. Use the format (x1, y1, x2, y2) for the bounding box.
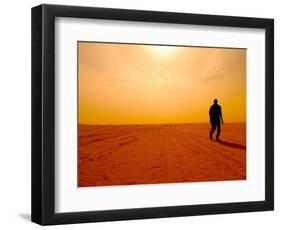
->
(218, 140, 246, 150)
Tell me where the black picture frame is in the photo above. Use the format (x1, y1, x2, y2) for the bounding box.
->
(31, 4, 274, 225)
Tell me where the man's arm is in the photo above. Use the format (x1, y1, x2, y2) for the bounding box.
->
(209, 106, 212, 123)
(219, 107, 224, 124)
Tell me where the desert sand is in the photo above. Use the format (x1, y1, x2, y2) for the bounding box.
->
(78, 123, 246, 187)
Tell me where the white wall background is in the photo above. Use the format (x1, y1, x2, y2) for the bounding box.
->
(0, 0, 279, 229)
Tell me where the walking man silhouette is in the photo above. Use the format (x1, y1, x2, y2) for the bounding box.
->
(209, 99, 223, 141)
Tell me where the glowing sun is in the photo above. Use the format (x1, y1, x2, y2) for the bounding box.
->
(149, 45, 178, 57)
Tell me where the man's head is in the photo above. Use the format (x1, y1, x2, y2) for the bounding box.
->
(214, 99, 218, 104)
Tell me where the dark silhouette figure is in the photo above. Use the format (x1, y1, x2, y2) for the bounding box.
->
(209, 99, 223, 141)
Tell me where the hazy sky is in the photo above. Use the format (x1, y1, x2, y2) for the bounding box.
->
(78, 42, 246, 124)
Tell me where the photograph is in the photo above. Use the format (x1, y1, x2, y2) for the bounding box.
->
(78, 42, 247, 187)
(31, 4, 274, 225)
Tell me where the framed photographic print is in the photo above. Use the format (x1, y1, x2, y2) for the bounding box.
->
(31, 4, 274, 225)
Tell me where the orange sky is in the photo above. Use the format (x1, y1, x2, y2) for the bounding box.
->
(78, 42, 246, 124)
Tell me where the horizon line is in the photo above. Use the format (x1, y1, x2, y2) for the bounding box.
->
(79, 122, 246, 126)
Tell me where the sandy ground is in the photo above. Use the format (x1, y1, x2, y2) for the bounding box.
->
(78, 123, 246, 187)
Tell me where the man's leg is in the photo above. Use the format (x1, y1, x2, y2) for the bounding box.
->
(216, 123, 221, 141)
(210, 123, 216, 140)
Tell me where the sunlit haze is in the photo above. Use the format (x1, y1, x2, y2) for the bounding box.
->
(78, 42, 246, 125)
